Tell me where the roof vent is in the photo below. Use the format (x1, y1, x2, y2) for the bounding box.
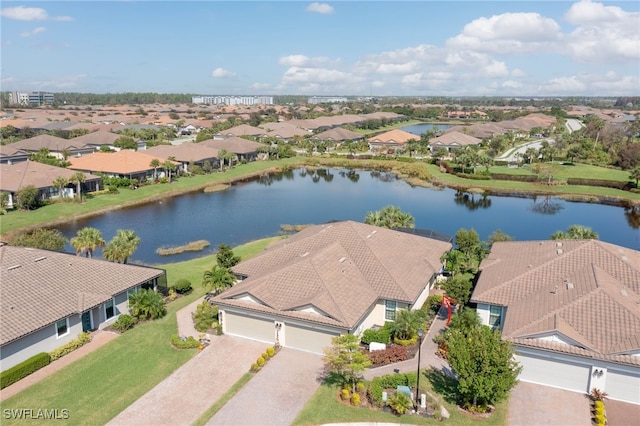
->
(620, 288, 628, 297)
(566, 281, 574, 290)
(7, 264, 21, 270)
(300, 252, 309, 257)
(556, 249, 563, 255)
(34, 256, 46, 262)
(338, 257, 346, 263)
(556, 242, 563, 247)
(551, 285, 559, 294)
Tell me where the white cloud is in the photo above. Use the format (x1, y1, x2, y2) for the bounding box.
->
(250, 82, 270, 90)
(375, 62, 419, 75)
(511, 68, 527, 77)
(278, 55, 329, 67)
(306, 3, 334, 15)
(282, 67, 352, 84)
(0, 6, 72, 21)
(29, 74, 87, 90)
(20, 26, 46, 38)
(212, 68, 236, 78)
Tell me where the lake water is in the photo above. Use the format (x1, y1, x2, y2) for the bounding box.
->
(56, 168, 640, 265)
(400, 123, 451, 136)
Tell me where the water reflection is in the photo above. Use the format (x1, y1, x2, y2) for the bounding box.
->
(338, 169, 360, 183)
(625, 206, 640, 229)
(369, 171, 397, 183)
(530, 195, 564, 215)
(453, 190, 492, 211)
(257, 168, 295, 185)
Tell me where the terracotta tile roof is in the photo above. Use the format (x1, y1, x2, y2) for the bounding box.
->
(0, 161, 100, 192)
(368, 129, 418, 145)
(68, 151, 178, 175)
(214, 221, 451, 329)
(199, 137, 264, 154)
(0, 245, 165, 345)
(146, 144, 220, 162)
(472, 240, 640, 366)
(429, 131, 482, 147)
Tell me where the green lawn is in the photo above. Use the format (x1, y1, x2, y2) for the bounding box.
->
(489, 162, 634, 182)
(0, 236, 283, 426)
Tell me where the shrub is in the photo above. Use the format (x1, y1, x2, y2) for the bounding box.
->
(49, 332, 92, 361)
(455, 172, 491, 180)
(262, 352, 270, 360)
(193, 301, 218, 332)
(378, 372, 417, 389)
(594, 400, 604, 411)
(341, 389, 350, 400)
(567, 178, 632, 190)
(266, 347, 275, 357)
(172, 279, 192, 294)
(112, 314, 138, 332)
(250, 363, 260, 372)
(367, 345, 409, 366)
(356, 381, 366, 393)
(393, 335, 418, 346)
(422, 294, 442, 317)
(368, 378, 384, 407)
(594, 413, 605, 424)
(351, 392, 361, 406)
(256, 356, 265, 367)
(170, 334, 200, 349)
(129, 289, 166, 320)
(361, 327, 391, 345)
(0, 352, 50, 389)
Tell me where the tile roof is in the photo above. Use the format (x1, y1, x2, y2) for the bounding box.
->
(313, 127, 363, 141)
(0, 245, 164, 345)
(146, 144, 220, 162)
(429, 131, 482, 147)
(69, 130, 122, 146)
(472, 240, 640, 366)
(214, 221, 451, 329)
(199, 137, 264, 154)
(368, 129, 418, 145)
(224, 124, 265, 137)
(68, 150, 178, 175)
(0, 161, 100, 192)
(5, 134, 86, 152)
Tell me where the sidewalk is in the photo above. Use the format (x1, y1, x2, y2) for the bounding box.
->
(176, 295, 206, 338)
(0, 329, 119, 402)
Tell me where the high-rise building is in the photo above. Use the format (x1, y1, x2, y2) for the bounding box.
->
(192, 95, 274, 105)
(308, 96, 348, 104)
(8, 91, 55, 106)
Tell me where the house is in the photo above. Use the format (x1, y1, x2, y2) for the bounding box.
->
(367, 129, 418, 152)
(0, 134, 95, 160)
(69, 130, 134, 151)
(146, 144, 220, 172)
(213, 221, 452, 354)
(0, 161, 101, 208)
(0, 145, 31, 164)
(67, 151, 178, 182)
(428, 131, 482, 152)
(0, 245, 166, 372)
(312, 127, 364, 145)
(471, 239, 640, 405)
(218, 124, 265, 139)
(199, 137, 264, 162)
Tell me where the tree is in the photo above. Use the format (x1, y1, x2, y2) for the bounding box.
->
(202, 264, 235, 292)
(70, 227, 105, 258)
(70, 172, 86, 202)
(485, 229, 513, 250)
(364, 205, 415, 229)
(445, 325, 521, 407)
(388, 309, 427, 341)
(441, 249, 465, 274)
(454, 228, 484, 270)
(550, 225, 599, 240)
(150, 158, 161, 181)
(629, 167, 640, 187)
(218, 149, 233, 170)
(9, 228, 67, 251)
(113, 136, 138, 150)
(163, 159, 177, 182)
(323, 334, 371, 393)
(0, 192, 8, 215)
(52, 176, 68, 198)
(128, 288, 166, 320)
(216, 243, 240, 269)
(15, 185, 39, 210)
(103, 229, 141, 264)
(443, 275, 473, 306)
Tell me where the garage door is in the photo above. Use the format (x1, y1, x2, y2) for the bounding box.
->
(285, 323, 338, 355)
(225, 312, 274, 344)
(516, 354, 590, 393)
(606, 370, 640, 404)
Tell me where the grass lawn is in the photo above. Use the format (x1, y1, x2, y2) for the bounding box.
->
(489, 162, 634, 182)
(293, 373, 509, 426)
(0, 236, 283, 426)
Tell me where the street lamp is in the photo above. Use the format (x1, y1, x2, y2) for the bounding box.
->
(415, 328, 424, 411)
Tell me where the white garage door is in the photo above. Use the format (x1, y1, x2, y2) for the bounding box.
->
(225, 312, 274, 344)
(285, 323, 338, 355)
(606, 370, 640, 404)
(516, 354, 590, 393)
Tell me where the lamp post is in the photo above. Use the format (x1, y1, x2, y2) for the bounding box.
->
(415, 328, 424, 411)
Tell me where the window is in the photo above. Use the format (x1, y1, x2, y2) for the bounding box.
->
(105, 298, 115, 320)
(489, 305, 502, 328)
(56, 318, 69, 338)
(385, 300, 397, 321)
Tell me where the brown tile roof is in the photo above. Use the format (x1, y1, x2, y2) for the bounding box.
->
(429, 131, 482, 147)
(199, 137, 264, 154)
(5, 134, 86, 152)
(69, 130, 122, 146)
(313, 127, 363, 142)
(0, 161, 100, 192)
(0, 245, 165, 345)
(368, 129, 419, 145)
(223, 124, 265, 137)
(214, 221, 451, 329)
(67, 151, 177, 175)
(472, 240, 640, 366)
(146, 144, 220, 162)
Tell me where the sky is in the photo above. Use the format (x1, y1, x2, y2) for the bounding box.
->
(1, 1, 639, 97)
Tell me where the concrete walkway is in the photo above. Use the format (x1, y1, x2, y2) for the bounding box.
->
(176, 295, 206, 338)
(0, 329, 119, 402)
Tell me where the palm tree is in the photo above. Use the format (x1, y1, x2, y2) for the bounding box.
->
(128, 289, 166, 320)
(388, 309, 427, 341)
(202, 264, 235, 292)
(163, 158, 176, 182)
(387, 391, 413, 415)
(70, 172, 86, 202)
(629, 167, 640, 187)
(550, 225, 599, 240)
(70, 227, 105, 258)
(52, 176, 68, 198)
(364, 205, 414, 229)
(150, 158, 160, 181)
(103, 229, 141, 264)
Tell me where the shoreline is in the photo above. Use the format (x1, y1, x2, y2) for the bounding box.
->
(2, 159, 638, 240)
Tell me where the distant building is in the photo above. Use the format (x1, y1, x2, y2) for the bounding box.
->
(192, 95, 273, 106)
(308, 96, 348, 104)
(8, 91, 55, 106)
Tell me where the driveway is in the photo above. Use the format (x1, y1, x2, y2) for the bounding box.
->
(207, 348, 324, 426)
(507, 381, 591, 426)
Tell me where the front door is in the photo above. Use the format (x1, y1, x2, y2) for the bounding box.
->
(81, 311, 92, 332)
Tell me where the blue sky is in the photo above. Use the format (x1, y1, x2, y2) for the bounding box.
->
(1, 1, 639, 96)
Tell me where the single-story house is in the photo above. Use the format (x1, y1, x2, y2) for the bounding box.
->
(199, 137, 264, 162)
(428, 131, 482, 152)
(70, 130, 145, 151)
(367, 129, 418, 152)
(0, 145, 31, 164)
(218, 124, 265, 139)
(0, 161, 101, 208)
(213, 221, 452, 354)
(0, 245, 166, 372)
(1, 134, 95, 160)
(67, 150, 179, 182)
(312, 127, 364, 144)
(146, 144, 221, 172)
(471, 239, 640, 405)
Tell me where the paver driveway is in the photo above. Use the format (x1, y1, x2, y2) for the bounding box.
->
(107, 335, 265, 426)
(207, 348, 324, 426)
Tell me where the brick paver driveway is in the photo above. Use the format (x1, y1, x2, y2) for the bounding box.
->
(508, 381, 591, 426)
(207, 348, 324, 426)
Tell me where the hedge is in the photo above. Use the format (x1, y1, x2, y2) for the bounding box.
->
(49, 332, 91, 361)
(368, 372, 418, 407)
(567, 178, 633, 191)
(490, 173, 539, 182)
(170, 334, 200, 349)
(1, 352, 51, 389)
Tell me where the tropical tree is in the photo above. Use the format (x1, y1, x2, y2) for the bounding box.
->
(550, 225, 599, 240)
(454, 228, 485, 270)
(52, 176, 68, 198)
(216, 243, 241, 269)
(150, 158, 161, 181)
(128, 288, 166, 320)
(70, 227, 105, 258)
(103, 229, 141, 264)
(15, 185, 39, 210)
(364, 205, 415, 229)
(388, 309, 427, 341)
(218, 149, 232, 170)
(387, 391, 413, 415)
(440, 249, 465, 274)
(629, 167, 640, 187)
(0, 192, 8, 215)
(443, 275, 473, 306)
(9, 228, 67, 251)
(202, 264, 235, 292)
(323, 334, 371, 393)
(163, 158, 177, 182)
(485, 229, 513, 250)
(70, 172, 86, 202)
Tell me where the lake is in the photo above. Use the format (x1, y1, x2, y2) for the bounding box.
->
(400, 123, 451, 136)
(56, 168, 640, 265)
